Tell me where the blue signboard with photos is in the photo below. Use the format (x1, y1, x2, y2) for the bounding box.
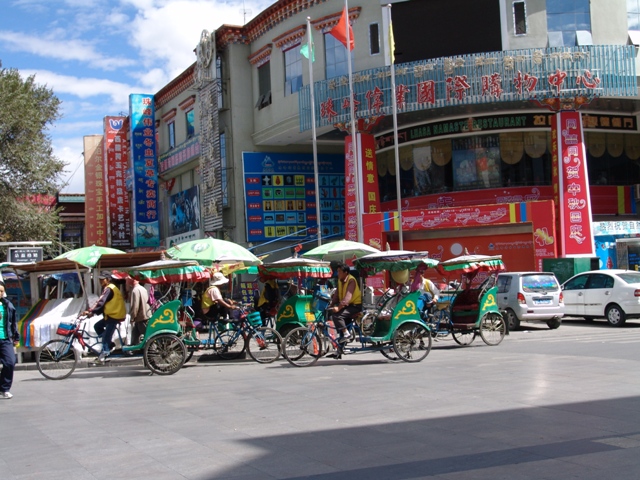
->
(242, 152, 345, 243)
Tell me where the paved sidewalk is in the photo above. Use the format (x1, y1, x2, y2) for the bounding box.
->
(2, 324, 640, 479)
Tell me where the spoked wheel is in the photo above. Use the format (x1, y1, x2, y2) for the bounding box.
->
(37, 340, 78, 380)
(246, 327, 283, 364)
(392, 323, 432, 363)
(283, 327, 323, 367)
(215, 331, 246, 360)
(144, 334, 186, 375)
(452, 329, 476, 346)
(379, 344, 402, 362)
(479, 313, 506, 346)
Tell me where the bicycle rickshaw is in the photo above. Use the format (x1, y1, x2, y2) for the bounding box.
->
(259, 257, 334, 337)
(36, 259, 211, 379)
(283, 250, 437, 366)
(424, 252, 507, 346)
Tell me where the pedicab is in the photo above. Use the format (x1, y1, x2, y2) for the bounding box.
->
(259, 257, 334, 339)
(37, 298, 190, 379)
(282, 250, 437, 366)
(427, 252, 507, 346)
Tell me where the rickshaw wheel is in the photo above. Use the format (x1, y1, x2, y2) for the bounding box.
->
(184, 350, 195, 363)
(379, 344, 402, 362)
(479, 313, 506, 346)
(392, 323, 432, 362)
(215, 331, 246, 360)
(246, 327, 283, 364)
(452, 330, 476, 346)
(37, 339, 79, 380)
(144, 333, 187, 375)
(283, 327, 323, 367)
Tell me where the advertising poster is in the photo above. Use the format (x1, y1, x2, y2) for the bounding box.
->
(104, 116, 132, 249)
(129, 94, 160, 247)
(553, 111, 595, 256)
(83, 135, 108, 246)
(243, 152, 345, 243)
(452, 136, 501, 190)
(169, 186, 200, 237)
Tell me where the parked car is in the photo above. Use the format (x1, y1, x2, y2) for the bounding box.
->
(497, 272, 564, 330)
(561, 269, 640, 327)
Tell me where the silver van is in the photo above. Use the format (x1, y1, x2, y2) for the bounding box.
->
(496, 272, 564, 330)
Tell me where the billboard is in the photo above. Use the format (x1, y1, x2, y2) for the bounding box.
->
(129, 94, 160, 247)
(242, 152, 345, 243)
(104, 116, 132, 249)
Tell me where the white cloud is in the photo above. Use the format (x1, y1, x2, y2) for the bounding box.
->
(21, 69, 136, 111)
(0, 30, 135, 70)
(53, 137, 87, 194)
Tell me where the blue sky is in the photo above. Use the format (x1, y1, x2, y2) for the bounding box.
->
(0, 0, 273, 193)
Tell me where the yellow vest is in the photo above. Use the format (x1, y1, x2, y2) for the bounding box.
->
(338, 274, 361, 306)
(258, 280, 278, 307)
(200, 287, 216, 310)
(104, 283, 126, 320)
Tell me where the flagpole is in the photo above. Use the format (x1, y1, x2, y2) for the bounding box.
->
(386, 4, 403, 250)
(344, 0, 363, 243)
(306, 17, 322, 246)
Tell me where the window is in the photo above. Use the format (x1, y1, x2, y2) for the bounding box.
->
(513, 1, 527, 35)
(629, 0, 640, 30)
(216, 56, 223, 109)
(220, 132, 228, 207)
(547, 0, 591, 46)
(325, 33, 354, 79)
(185, 110, 195, 138)
(168, 122, 175, 149)
(256, 62, 271, 109)
(284, 47, 303, 96)
(369, 23, 380, 55)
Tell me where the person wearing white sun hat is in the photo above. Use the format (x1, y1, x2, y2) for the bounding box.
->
(201, 272, 238, 322)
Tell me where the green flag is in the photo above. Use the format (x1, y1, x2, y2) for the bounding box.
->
(300, 42, 315, 62)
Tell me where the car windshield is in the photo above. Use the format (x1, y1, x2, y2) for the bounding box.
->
(521, 274, 559, 293)
(615, 272, 640, 284)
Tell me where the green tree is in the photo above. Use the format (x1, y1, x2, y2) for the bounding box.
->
(0, 62, 66, 260)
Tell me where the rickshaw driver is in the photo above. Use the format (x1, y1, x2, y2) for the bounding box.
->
(328, 262, 362, 344)
(83, 272, 127, 363)
(201, 272, 238, 323)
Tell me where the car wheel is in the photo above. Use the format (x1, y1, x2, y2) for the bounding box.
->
(546, 318, 561, 329)
(505, 308, 520, 331)
(605, 304, 626, 327)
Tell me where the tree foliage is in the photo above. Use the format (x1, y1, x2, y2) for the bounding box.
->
(0, 62, 66, 259)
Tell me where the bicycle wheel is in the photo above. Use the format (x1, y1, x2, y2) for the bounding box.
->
(379, 344, 402, 361)
(144, 333, 186, 375)
(246, 327, 283, 364)
(452, 329, 476, 346)
(37, 339, 78, 380)
(215, 330, 246, 360)
(283, 327, 323, 367)
(392, 323, 432, 363)
(479, 312, 506, 346)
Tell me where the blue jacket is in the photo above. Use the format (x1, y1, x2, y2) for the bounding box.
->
(1, 297, 19, 343)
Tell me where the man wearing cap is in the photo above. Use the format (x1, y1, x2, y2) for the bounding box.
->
(0, 280, 19, 399)
(328, 262, 362, 346)
(201, 272, 237, 322)
(126, 278, 152, 346)
(84, 272, 126, 363)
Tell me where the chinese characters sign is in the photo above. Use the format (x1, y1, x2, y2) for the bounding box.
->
(104, 116, 132, 249)
(242, 152, 345, 243)
(301, 46, 637, 131)
(129, 94, 159, 248)
(552, 111, 595, 256)
(84, 135, 108, 247)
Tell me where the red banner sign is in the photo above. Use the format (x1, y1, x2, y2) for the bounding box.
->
(104, 116, 132, 249)
(359, 133, 381, 215)
(552, 111, 595, 256)
(83, 135, 108, 246)
(344, 135, 358, 241)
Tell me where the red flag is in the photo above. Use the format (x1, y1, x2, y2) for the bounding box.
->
(329, 7, 354, 51)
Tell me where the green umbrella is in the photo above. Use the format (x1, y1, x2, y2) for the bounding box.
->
(165, 237, 262, 267)
(54, 245, 125, 268)
(354, 250, 438, 276)
(301, 239, 380, 262)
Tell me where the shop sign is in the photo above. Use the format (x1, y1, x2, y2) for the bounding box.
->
(84, 135, 108, 246)
(8, 247, 43, 263)
(104, 116, 132, 249)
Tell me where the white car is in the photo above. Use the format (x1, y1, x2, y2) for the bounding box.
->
(561, 269, 640, 327)
(497, 272, 564, 330)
